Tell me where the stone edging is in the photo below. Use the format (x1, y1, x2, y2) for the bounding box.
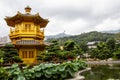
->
(66, 68, 91, 80)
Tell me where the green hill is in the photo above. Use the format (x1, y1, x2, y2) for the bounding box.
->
(46, 31, 117, 45)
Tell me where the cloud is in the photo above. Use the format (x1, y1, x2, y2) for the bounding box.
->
(0, 0, 120, 37)
(94, 18, 120, 31)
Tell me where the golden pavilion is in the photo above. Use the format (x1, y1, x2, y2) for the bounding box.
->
(4, 6, 49, 63)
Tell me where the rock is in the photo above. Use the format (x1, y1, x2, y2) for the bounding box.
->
(107, 58, 113, 61)
(66, 68, 91, 80)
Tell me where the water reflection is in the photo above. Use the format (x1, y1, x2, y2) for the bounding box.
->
(82, 64, 120, 80)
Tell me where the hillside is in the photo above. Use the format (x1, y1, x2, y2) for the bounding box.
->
(46, 31, 116, 45)
(45, 32, 70, 39)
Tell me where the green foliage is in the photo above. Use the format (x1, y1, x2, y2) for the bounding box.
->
(46, 31, 115, 53)
(46, 31, 120, 60)
(37, 40, 61, 62)
(64, 40, 75, 51)
(79, 42, 88, 53)
(115, 32, 120, 41)
(113, 48, 120, 59)
(0, 58, 3, 64)
(106, 38, 116, 52)
(90, 42, 113, 60)
(1, 44, 23, 63)
(0, 64, 26, 80)
(9, 64, 25, 80)
(13, 56, 23, 63)
(89, 39, 120, 60)
(115, 42, 120, 49)
(47, 40, 61, 52)
(0, 60, 87, 80)
(46, 31, 115, 46)
(38, 40, 83, 62)
(0, 67, 9, 80)
(0, 49, 4, 58)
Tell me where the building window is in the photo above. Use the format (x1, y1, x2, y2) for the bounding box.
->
(22, 51, 34, 58)
(25, 24, 31, 30)
(29, 51, 34, 58)
(22, 51, 27, 58)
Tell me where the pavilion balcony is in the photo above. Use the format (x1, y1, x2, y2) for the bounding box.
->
(9, 29, 44, 39)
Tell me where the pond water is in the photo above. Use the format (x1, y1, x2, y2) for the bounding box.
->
(82, 64, 120, 80)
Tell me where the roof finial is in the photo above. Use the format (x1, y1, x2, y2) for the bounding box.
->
(25, 6, 31, 14)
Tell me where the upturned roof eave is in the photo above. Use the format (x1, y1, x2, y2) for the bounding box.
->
(5, 12, 49, 27)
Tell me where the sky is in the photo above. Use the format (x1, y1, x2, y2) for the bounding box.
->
(0, 0, 120, 37)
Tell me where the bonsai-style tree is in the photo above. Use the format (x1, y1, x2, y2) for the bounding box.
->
(113, 48, 120, 59)
(63, 40, 83, 60)
(2, 44, 22, 63)
(37, 40, 61, 62)
(79, 42, 88, 53)
(106, 38, 116, 52)
(90, 42, 113, 60)
(37, 40, 83, 62)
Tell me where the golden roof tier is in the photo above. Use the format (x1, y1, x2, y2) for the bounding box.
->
(5, 6, 49, 28)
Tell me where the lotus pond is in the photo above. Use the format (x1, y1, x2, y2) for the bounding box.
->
(82, 64, 120, 80)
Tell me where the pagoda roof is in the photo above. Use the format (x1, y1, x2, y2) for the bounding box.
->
(5, 7, 49, 28)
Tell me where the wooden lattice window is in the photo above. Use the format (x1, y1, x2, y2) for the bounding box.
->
(25, 24, 31, 30)
(22, 51, 27, 58)
(29, 51, 34, 58)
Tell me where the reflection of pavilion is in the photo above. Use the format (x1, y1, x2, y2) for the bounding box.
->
(4, 6, 49, 63)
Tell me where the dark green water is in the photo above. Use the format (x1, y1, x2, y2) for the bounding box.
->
(82, 64, 120, 80)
